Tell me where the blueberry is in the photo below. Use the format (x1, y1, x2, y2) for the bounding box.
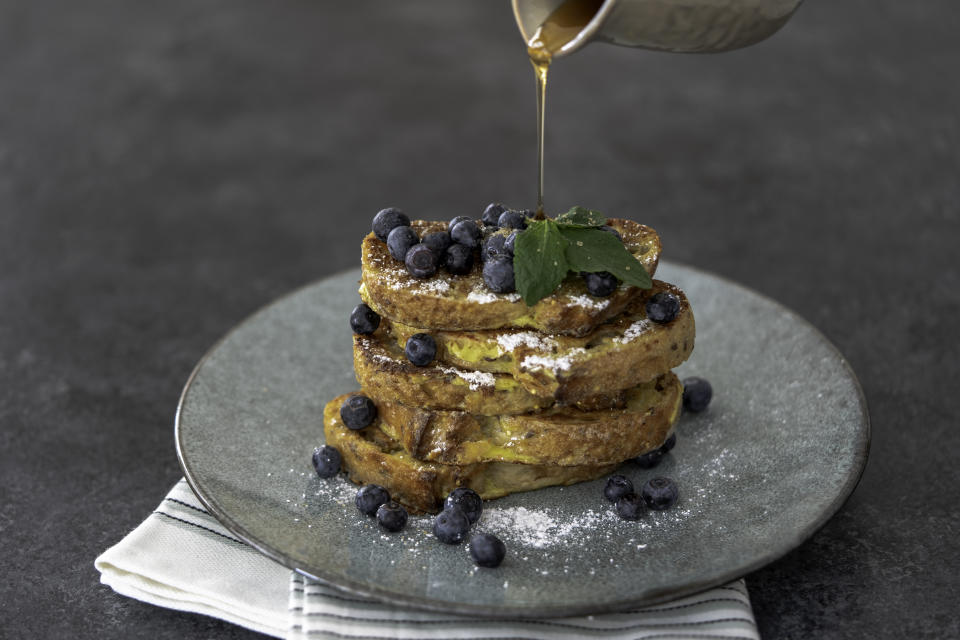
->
(311, 445, 341, 478)
(445, 244, 474, 275)
(503, 231, 517, 255)
(583, 271, 618, 297)
(682, 377, 713, 413)
(445, 487, 482, 524)
(404, 243, 438, 279)
(498, 210, 528, 230)
(372, 207, 410, 242)
(481, 203, 507, 227)
(661, 433, 677, 452)
(349, 303, 380, 335)
(450, 220, 482, 249)
(634, 447, 664, 469)
(376, 501, 408, 532)
(641, 477, 679, 511)
(469, 533, 506, 568)
(387, 225, 420, 261)
(482, 234, 508, 262)
(603, 474, 634, 502)
(433, 505, 471, 544)
(635, 432, 677, 468)
(355, 484, 390, 516)
(422, 231, 452, 262)
(599, 225, 622, 241)
(646, 292, 680, 324)
(405, 333, 437, 367)
(615, 493, 646, 520)
(483, 232, 517, 260)
(448, 215, 472, 231)
(340, 394, 377, 430)
(482, 255, 515, 293)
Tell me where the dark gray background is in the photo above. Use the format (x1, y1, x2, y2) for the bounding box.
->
(1, 0, 957, 638)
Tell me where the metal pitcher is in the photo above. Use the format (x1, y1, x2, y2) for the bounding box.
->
(512, 0, 804, 57)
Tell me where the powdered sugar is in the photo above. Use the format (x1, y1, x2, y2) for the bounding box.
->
(479, 505, 616, 549)
(566, 294, 611, 311)
(415, 279, 451, 294)
(375, 269, 451, 296)
(365, 252, 452, 296)
(496, 332, 559, 353)
(370, 353, 394, 365)
(438, 365, 496, 390)
(613, 319, 652, 344)
(466, 289, 522, 304)
(309, 468, 360, 507)
(520, 348, 587, 373)
(369, 348, 495, 389)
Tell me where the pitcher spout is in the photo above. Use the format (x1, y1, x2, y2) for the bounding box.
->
(512, 0, 804, 57)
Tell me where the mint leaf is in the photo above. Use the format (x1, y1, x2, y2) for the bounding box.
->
(555, 206, 606, 227)
(559, 226, 652, 289)
(514, 219, 570, 306)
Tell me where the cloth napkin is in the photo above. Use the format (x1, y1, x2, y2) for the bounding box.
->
(96, 480, 760, 639)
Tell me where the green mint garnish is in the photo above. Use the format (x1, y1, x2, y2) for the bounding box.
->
(514, 218, 569, 306)
(559, 226, 653, 289)
(512, 207, 652, 306)
(555, 206, 607, 227)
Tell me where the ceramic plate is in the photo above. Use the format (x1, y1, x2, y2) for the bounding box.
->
(176, 262, 869, 618)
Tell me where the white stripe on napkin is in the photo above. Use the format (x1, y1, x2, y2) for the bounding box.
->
(288, 574, 758, 639)
(96, 481, 759, 640)
(95, 479, 290, 638)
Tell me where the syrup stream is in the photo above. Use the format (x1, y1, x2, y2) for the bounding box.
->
(525, 0, 604, 219)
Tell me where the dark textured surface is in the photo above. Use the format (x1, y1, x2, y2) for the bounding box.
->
(0, 0, 957, 638)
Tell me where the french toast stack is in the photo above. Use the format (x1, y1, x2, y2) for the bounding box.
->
(324, 217, 695, 513)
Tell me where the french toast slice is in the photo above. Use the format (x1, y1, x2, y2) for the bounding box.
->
(374, 373, 681, 466)
(353, 332, 629, 415)
(384, 280, 694, 401)
(324, 394, 618, 513)
(360, 218, 661, 337)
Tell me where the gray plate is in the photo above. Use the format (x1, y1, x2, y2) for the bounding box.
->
(176, 262, 869, 618)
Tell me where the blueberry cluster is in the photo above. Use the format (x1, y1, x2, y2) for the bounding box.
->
(354, 484, 410, 532)
(371, 204, 534, 295)
(311, 440, 409, 532)
(433, 487, 506, 568)
(372, 204, 641, 300)
(603, 473, 680, 521)
(312, 443, 505, 564)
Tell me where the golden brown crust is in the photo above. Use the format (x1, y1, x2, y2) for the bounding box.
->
(360, 218, 661, 336)
(353, 332, 638, 415)
(323, 395, 617, 513)
(384, 280, 695, 401)
(374, 373, 681, 466)
(353, 333, 556, 414)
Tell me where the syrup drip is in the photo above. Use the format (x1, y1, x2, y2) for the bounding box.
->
(526, 0, 605, 219)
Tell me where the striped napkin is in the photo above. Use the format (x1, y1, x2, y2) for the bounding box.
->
(96, 480, 760, 639)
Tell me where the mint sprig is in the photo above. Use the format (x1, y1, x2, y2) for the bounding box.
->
(555, 206, 606, 227)
(514, 218, 569, 306)
(512, 207, 652, 306)
(559, 226, 653, 289)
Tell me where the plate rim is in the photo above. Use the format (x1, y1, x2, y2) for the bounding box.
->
(175, 261, 871, 618)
